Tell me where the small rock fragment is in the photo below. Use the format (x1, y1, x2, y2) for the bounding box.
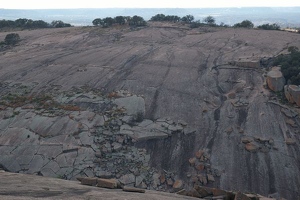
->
(194, 185, 212, 198)
(176, 189, 187, 196)
(186, 188, 201, 198)
(97, 178, 118, 189)
(225, 127, 233, 134)
(228, 92, 236, 99)
(234, 192, 251, 200)
(173, 180, 183, 190)
(160, 173, 166, 184)
(285, 138, 296, 145)
(286, 119, 297, 127)
(167, 178, 174, 186)
(198, 174, 208, 185)
(241, 136, 253, 144)
(207, 174, 215, 182)
(195, 150, 204, 159)
(78, 177, 97, 186)
(122, 186, 145, 193)
(195, 164, 205, 171)
(189, 157, 196, 166)
(245, 142, 258, 152)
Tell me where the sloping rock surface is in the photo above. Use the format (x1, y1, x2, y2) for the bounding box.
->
(0, 171, 198, 200)
(0, 23, 300, 200)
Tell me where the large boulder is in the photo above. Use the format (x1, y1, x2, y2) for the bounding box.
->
(284, 85, 300, 106)
(114, 95, 145, 122)
(266, 67, 286, 92)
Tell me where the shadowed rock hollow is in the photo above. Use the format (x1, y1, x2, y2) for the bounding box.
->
(0, 22, 300, 199)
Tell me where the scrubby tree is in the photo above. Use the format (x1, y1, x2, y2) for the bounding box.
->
(4, 33, 20, 45)
(15, 18, 28, 27)
(234, 20, 254, 28)
(115, 16, 125, 25)
(288, 46, 299, 54)
(204, 16, 215, 26)
(151, 14, 166, 21)
(92, 18, 103, 26)
(181, 15, 194, 24)
(51, 20, 71, 28)
(0, 18, 68, 29)
(219, 22, 230, 27)
(150, 14, 181, 23)
(0, 20, 15, 28)
(190, 20, 203, 28)
(25, 19, 34, 28)
(165, 15, 181, 23)
(129, 15, 146, 26)
(274, 46, 300, 85)
(32, 20, 49, 28)
(102, 17, 115, 27)
(257, 23, 280, 30)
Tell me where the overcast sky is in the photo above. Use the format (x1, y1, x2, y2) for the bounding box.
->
(1, 0, 300, 9)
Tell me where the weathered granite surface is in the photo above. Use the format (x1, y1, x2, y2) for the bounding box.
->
(0, 24, 299, 199)
(266, 67, 285, 92)
(284, 85, 300, 106)
(0, 171, 199, 200)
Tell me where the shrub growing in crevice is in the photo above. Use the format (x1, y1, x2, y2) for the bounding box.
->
(273, 46, 300, 85)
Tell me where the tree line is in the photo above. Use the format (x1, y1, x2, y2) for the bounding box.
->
(92, 14, 282, 31)
(149, 14, 282, 30)
(0, 18, 72, 29)
(0, 15, 283, 31)
(92, 15, 146, 28)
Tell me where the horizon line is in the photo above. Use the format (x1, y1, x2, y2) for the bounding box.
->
(1, 6, 300, 10)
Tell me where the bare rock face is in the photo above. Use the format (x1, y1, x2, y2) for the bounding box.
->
(284, 85, 300, 106)
(0, 171, 196, 200)
(0, 25, 300, 200)
(266, 67, 286, 92)
(114, 95, 145, 121)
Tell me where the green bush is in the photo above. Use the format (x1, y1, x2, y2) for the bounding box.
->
(257, 23, 280, 30)
(4, 33, 20, 45)
(274, 46, 300, 85)
(233, 20, 254, 28)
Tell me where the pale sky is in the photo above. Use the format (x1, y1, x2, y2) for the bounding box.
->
(1, 0, 300, 9)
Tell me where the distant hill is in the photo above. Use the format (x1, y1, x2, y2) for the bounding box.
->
(0, 7, 300, 27)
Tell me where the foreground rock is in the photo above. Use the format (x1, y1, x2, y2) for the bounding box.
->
(284, 85, 300, 106)
(266, 67, 286, 92)
(0, 171, 198, 200)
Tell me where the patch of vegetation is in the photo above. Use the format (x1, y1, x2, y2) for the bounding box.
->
(150, 14, 181, 23)
(0, 18, 72, 30)
(275, 91, 288, 104)
(4, 33, 20, 45)
(181, 15, 195, 24)
(233, 20, 254, 28)
(273, 46, 300, 85)
(190, 20, 205, 28)
(0, 93, 81, 112)
(150, 14, 220, 27)
(92, 15, 146, 28)
(257, 23, 280, 30)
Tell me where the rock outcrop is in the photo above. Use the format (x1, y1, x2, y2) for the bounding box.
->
(0, 25, 300, 200)
(114, 95, 146, 122)
(284, 85, 300, 106)
(0, 171, 196, 200)
(266, 67, 286, 92)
